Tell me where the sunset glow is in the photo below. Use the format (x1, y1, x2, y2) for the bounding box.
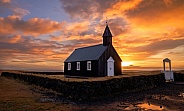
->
(121, 62, 133, 67)
(0, 0, 184, 71)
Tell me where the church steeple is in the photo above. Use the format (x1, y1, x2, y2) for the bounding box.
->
(102, 24, 113, 46)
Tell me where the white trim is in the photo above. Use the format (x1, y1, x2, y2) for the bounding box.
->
(87, 61, 91, 71)
(77, 62, 80, 70)
(68, 63, 71, 70)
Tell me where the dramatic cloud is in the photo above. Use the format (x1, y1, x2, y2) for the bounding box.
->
(128, 39, 184, 54)
(0, 36, 68, 70)
(62, 21, 90, 36)
(1, 0, 184, 70)
(164, 0, 173, 6)
(50, 35, 63, 41)
(0, 16, 64, 36)
(13, 7, 30, 17)
(104, 0, 143, 19)
(0, 0, 30, 17)
(126, 0, 184, 28)
(60, 0, 119, 19)
(0, 34, 22, 43)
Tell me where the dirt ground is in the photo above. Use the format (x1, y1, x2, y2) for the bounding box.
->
(0, 76, 184, 111)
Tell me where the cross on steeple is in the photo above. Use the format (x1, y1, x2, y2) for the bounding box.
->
(106, 17, 108, 25)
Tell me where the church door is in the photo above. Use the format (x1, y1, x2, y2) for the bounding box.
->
(107, 57, 114, 76)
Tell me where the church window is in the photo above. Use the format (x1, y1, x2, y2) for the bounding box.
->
(87, 61, 91, 70)
(77, 62, 80, 70)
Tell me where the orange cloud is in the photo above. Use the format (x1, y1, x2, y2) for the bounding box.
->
(1, 0, 10, 3)
(128, 5, 184, 28)
(50, 35, 62, 41)
(62, 21, 90, 36)
(0, 15, 64, 36)
(1, 0, 184, 71)
(104, 0, 143, 19)
(164, 0, 173, 6)
(0, 0, 30, 17)
(9, 35, 22, 43)
(102, 0, 184, 44)
(0, 34, 22, 43)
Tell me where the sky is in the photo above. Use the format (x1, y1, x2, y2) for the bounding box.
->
(0, 0, 184, 71)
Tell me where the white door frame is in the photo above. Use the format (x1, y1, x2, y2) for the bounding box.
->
(107, 56, 114, 76)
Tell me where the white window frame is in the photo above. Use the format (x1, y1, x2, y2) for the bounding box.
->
(76, 62, 80, 70)
(68, 63, 71, 70)
(87, 61, 91, 71)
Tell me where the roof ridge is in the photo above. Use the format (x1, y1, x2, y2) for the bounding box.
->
(76, 44, 103, 50)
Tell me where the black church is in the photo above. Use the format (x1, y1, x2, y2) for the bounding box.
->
(64, 24, 122, 77)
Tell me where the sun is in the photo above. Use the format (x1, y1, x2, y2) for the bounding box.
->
(121, 61, 133, 66)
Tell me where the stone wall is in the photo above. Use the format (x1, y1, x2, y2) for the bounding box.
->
(15, 71, 64, 75)
(1, 72, 165, 101)
(174, 72, 184, 82)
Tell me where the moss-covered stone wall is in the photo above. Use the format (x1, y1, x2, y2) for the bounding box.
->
(1, 72, 165, 101)
(174, 72, 184, 82)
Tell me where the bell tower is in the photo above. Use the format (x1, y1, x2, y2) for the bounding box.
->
(102, 24, 113, 46)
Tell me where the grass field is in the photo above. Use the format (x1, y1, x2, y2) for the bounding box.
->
(0, 76, 78, 111)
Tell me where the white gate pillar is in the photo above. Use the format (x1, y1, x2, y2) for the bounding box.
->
(163, 58, 174, 81)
